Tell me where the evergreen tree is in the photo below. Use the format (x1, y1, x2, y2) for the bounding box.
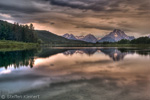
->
(0, 20, 38, 43)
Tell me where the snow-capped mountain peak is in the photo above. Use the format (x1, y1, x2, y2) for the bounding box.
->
(62, 33, 77, 40)
(75, 35, 85, 40)
(98, 29, 135, 42)
(82, 34, 97, 43)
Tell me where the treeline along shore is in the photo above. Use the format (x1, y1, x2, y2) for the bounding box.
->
(0, 20, 40, 50)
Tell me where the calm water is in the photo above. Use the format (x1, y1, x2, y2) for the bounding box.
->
(0, 47, 150, 100)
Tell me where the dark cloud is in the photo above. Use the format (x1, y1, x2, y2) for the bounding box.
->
(46, 0, 150, 14)
(76, 24, 115, 31)
(0, 0, 48, 14)
(48, 0, 122, 12)
(0, 0, 150, 36)
(0, 4, 45, 14)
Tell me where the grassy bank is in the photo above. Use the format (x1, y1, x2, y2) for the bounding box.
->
(41, 43, 150, 47)
(0, 40, 39, 51)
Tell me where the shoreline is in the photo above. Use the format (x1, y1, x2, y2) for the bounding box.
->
(0, 40, 150, 52)
(41, 43, 150, 48)
(0, 40, 39, 51)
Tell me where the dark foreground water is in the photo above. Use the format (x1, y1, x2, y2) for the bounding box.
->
(0, 47, 150, 100)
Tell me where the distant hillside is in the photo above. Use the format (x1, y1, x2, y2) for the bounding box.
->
(35, 30, 86, 44)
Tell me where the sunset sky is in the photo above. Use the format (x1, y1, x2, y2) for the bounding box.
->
(0, 0, 150, 37)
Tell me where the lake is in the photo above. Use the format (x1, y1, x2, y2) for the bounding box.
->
(0, 47, 150, 100)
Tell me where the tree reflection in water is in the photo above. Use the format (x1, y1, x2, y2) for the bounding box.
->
(0, 49, 37, 69)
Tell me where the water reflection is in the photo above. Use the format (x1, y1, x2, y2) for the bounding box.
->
(63, 48, 131, 61)
(1, 48, 150, 69)
(63, 49, 97, 56)
(0, 49, 37, 69)
(100, 48, 128, 61)
(63, 48, 150, 61)
(118, 48, 150, 56)
(0, 47, 150, 100)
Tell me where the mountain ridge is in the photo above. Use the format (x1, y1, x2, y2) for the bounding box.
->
(80, 34, 97, 43)
(62, 33, 97, 43)
(62, 29, 135, 43)
(35, 30, 86, 44)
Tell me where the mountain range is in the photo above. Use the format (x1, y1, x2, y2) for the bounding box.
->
(63, 33, 97, 43)
(36, 29, 149, 44)
(62, 29, 135, 43)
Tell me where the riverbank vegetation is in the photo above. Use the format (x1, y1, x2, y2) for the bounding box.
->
(0, 40, 38, 51)
(117, 37, 150, 44)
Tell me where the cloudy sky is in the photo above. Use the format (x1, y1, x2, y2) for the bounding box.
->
(0, 0, 150, 37)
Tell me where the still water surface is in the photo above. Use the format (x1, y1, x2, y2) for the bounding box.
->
(0, 47, 150, 100)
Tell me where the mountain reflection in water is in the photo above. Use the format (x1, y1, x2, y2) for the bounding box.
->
(63, 48, 128, 61)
